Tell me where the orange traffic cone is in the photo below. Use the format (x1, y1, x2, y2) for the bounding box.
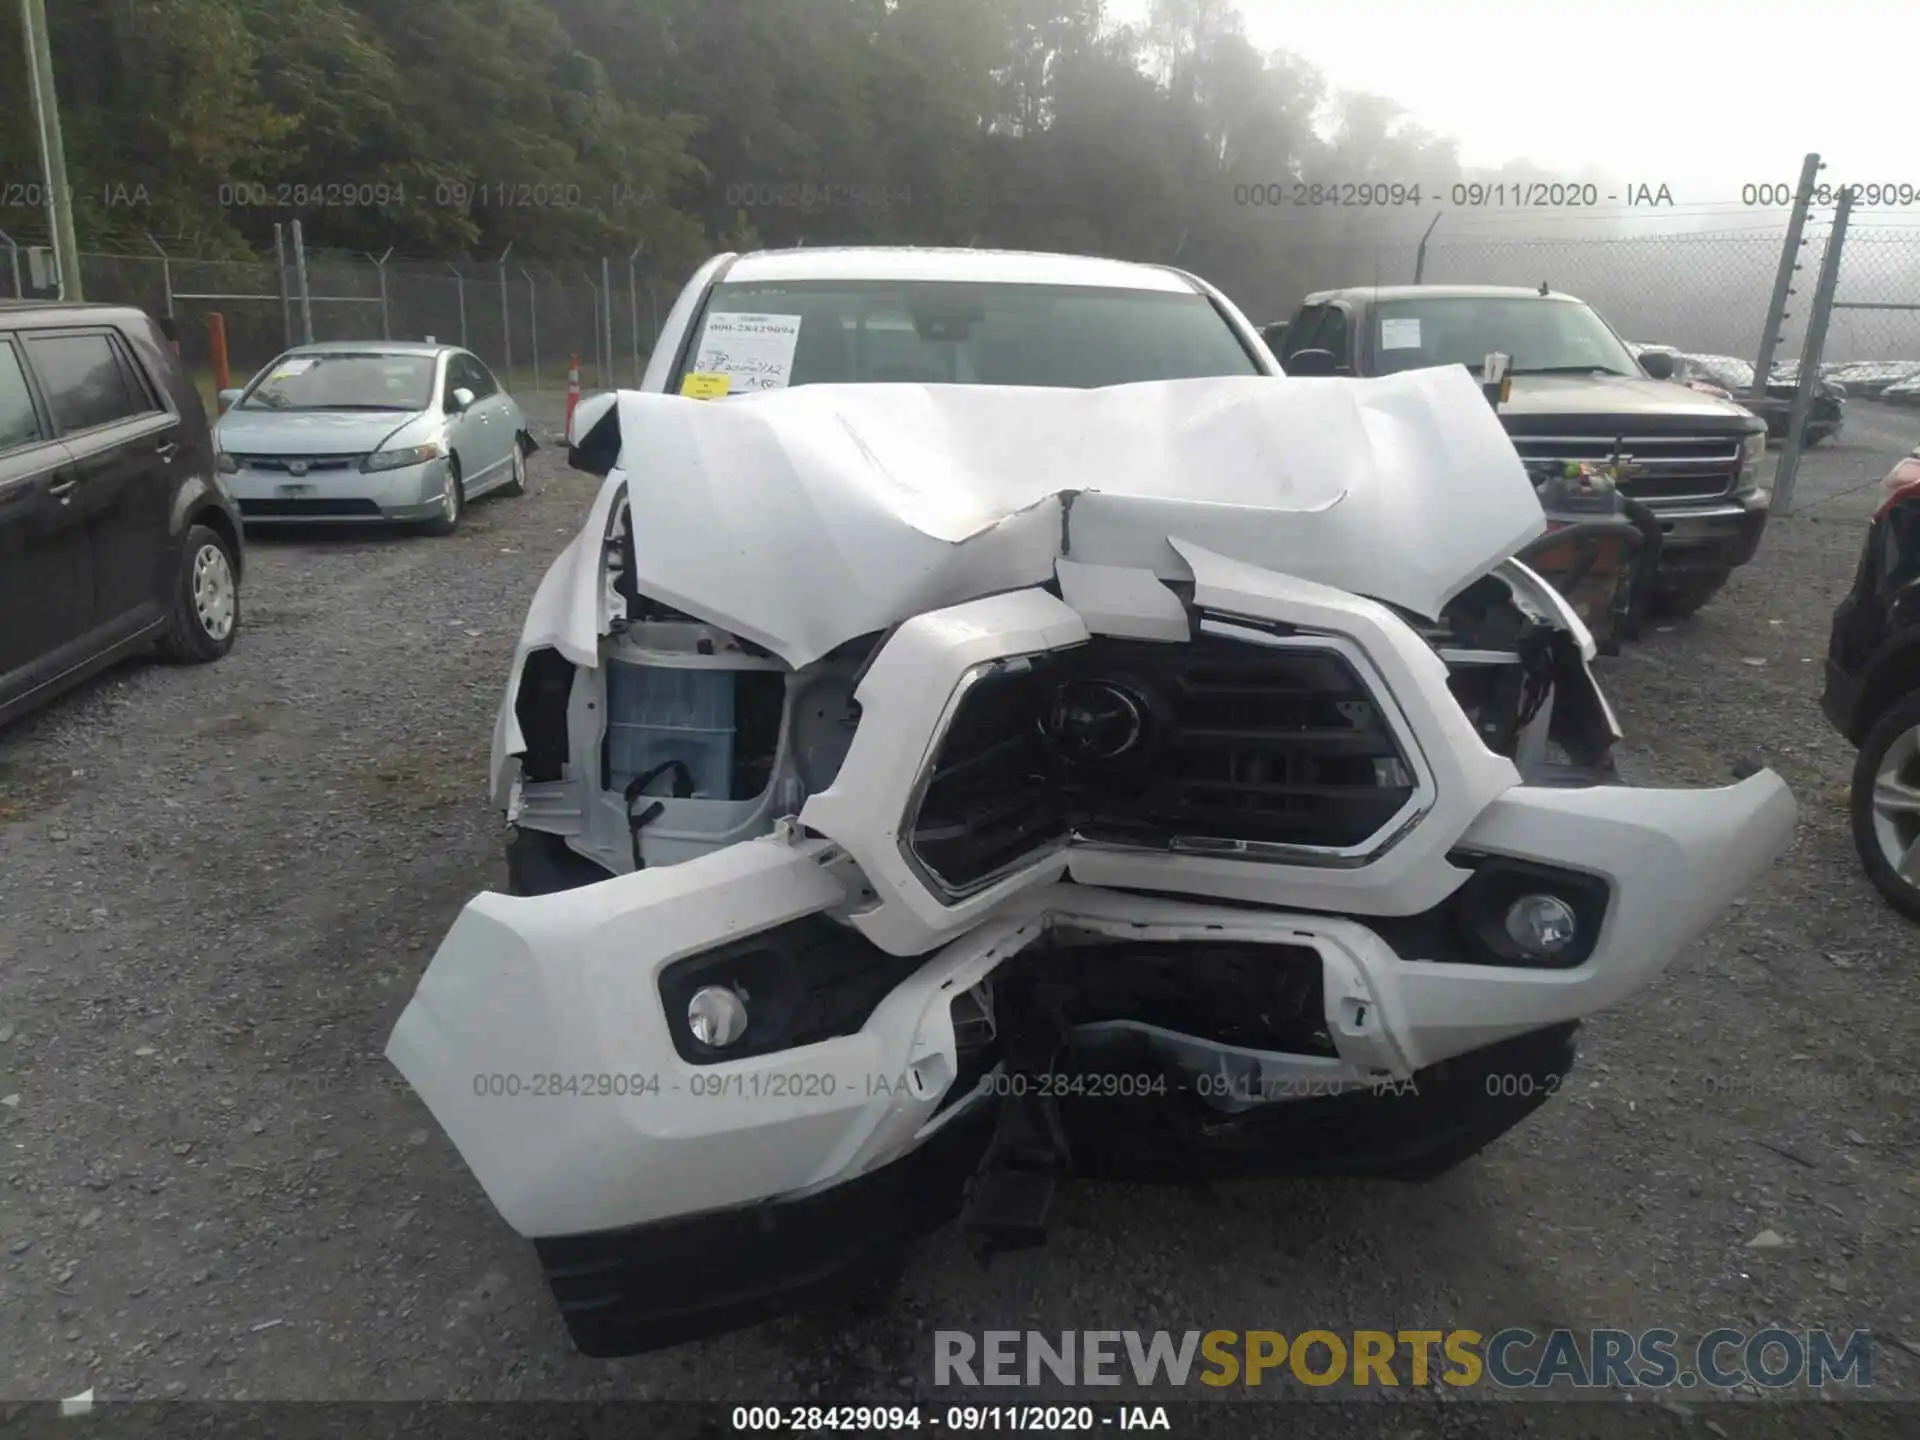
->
(565, 354, 581, 438)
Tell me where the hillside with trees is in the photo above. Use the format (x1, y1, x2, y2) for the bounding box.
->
(0, 0, 1625, 314)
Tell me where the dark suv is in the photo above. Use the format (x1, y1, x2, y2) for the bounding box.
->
(1270, 285, 1771, 618)
(0, 302, 244, 727)
(1821, 448, 1920, 919)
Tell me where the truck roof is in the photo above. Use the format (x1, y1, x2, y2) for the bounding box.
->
(1301, 284, 1586, 305)
(725, 247, 1199, 294)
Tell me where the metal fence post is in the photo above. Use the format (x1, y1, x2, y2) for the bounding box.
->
(583, 268, 602, 386)
(1774, 189, 1851, 516)
(1753, 153, 1822, 399)
(522, 267, 540, 400)
(628, 244, 644, 385)
(0, 229, 21, 298)
(291, 219, 315, 344)
(371, 247, 393, 340)
(602, 255, 615, 386)
(448, 262, 467, 349)
(146, 233, 174, 322)
(273, 223, 293, 347)
(498, 243, 514, 379)
(1414, 212, 1442, 283)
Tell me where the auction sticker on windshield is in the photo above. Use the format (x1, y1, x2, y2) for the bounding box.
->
(1380, 318, 1422, 350)
(692, 312, 803, 391)
(680, 371, 732, 399)
(270, 357, 318, 379)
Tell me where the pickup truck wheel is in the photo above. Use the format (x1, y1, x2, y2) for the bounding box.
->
(1651, 568, 1729, 619)
(1851, 691, 1920, 922)
(158, 524, 240, 663)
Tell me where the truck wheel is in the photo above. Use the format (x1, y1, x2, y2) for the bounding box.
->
(1851, 690, 1920, 922)
(504, 826, 615, 896)
(1651, 569, 1729, 619)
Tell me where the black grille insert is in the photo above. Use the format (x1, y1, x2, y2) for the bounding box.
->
(237, 498, 384, 518)
(906, 634, 1419, 895)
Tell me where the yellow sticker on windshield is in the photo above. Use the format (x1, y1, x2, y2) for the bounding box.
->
(680, 372, 731, 399)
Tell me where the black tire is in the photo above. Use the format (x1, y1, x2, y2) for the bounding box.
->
(499, 437, 528, 496)
(1651, 568, 1730, 619)
(1850, 689, 1920, 922)
(421, 458, 464, 536)
(504, 825, 615, 896)
(158, 523, 240, 663)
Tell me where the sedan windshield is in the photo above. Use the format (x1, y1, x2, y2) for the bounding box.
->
(1681, 353, 1756, 390)
(240, 353, 435, 411)
(1367, 296, 1640, 378)
(678, 280, 1262, 391)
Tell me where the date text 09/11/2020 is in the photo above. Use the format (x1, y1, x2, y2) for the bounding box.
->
(1230, 181, 1676, 208)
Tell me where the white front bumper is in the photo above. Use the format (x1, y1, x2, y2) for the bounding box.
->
(388, 767, 1793, 1239)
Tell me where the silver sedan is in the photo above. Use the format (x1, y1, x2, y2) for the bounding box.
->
(213, 342, 533, 534)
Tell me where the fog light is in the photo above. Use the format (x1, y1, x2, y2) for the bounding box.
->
(1504, 894, 1578, 958)
(687, 985, 748, 1047)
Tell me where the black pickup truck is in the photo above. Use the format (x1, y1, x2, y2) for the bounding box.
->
(1268, 285, 1771, 617)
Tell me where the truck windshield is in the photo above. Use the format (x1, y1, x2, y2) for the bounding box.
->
(1367, 296, 1640, 378)
(677, 280, 1262, 391)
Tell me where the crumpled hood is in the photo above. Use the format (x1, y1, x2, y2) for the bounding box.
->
(574, 365, 1545, 669)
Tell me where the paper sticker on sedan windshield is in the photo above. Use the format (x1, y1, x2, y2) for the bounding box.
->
(691, 313, 803, 392)
(680, 372, 732, 399)
(1380, 318, 1422, 350)
(270, 357, 318, 379)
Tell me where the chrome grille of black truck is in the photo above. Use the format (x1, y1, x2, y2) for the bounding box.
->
(903, 634, 1420, 897)
(1508, 433, 1741, 503)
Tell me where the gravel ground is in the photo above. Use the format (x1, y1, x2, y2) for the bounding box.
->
(3, 407, 1919, 1415)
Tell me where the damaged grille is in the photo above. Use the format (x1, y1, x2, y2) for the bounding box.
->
(905, 634, 1421, 896)
(1508, 433, 1741, 504)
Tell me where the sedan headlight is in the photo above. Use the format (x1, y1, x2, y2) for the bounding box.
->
(216, 450, 239, 475)
(362, 439, 447, 473)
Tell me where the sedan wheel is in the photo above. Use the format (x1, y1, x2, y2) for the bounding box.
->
(423, 462, 464, 536)
(1851, 692, 1920, 921)
(501, 440, 527, 497)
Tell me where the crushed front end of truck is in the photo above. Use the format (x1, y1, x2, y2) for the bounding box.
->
(386, 369, 1796, 1355)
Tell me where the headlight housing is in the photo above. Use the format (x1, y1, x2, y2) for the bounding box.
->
(362, 439, 447, 473)
(216, 450, 239, 475)
(1736, 430, 1766, 492)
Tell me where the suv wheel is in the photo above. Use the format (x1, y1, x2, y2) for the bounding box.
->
(1851, 690, 1920, 921)
(159, 523, 240, 663)
(1651, 568, 1730, 619)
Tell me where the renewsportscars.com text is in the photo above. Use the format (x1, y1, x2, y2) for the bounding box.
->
(933, 1328, 1873, 1390)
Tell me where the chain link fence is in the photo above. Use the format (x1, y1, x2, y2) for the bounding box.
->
(0, 236, 678, 436)
(8, 221, 1920, 437)
(1814, 225, 1920, 389)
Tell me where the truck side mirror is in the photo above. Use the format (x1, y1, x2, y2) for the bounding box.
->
(1284, 348, 1339, 377)
(1638, 350, 1675, 381)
